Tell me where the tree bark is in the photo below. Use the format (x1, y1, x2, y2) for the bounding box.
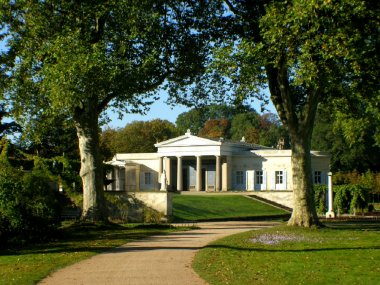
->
(74, 98, 107, 222)
(287, 131, 320, 227)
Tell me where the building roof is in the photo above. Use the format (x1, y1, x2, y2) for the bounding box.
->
(154, 130, 273, 157)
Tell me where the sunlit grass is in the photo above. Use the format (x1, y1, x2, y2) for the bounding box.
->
(193, 222, 380, 285)
(173, 194, 289, 222)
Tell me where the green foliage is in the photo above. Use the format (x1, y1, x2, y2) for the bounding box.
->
(333, 184, 369, 216)
(230, 112, 260, 141)
(315, 172, 375, 215)
(312, 106, 380, 172)
(1, 1, 223, 221)
(100, 119, 179, 157)
(176, 105, 287, 147)
(2, 1, 222, 125)
(104, 193, 129, 222)
(207, 0, 378, 225)
(175, 104, 252, 135)
(143, 207, 164, 224)
(17, 114, 79, 160)
(0, 162, 61, 246)
(314, 184, 327, 215)
(333, 170, 380, 194)
(349, 185, 368, 215)
(333, 185, 353, 216)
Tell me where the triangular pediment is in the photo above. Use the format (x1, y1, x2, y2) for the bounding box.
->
(155, 134, 221, 148)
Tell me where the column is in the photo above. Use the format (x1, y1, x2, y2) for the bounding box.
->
(222, 156, 231, 191)
(215, 155, 221, 192)
(165, 157, 171, 191)
(135, 164, 141, 192)
(177, 156, 183, 191)
(326, 172, 335, 218)
(196, 156, 202, 191)
(227, 156, 232, 190)
(158, 157, 163, 183)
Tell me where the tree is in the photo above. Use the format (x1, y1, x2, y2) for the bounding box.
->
(1, 1, 220, 221)
(18, 114, 79, 159)
(211, 0, 378, 226)
(101, 119, 178, 158)
(176, 104, 252, 134)
(198, 118, 230, 139)
(312, 105, 380, 172)
(100, 127, 119, 161)
(230, 112, 287, 147)
(230, 112, 260, 142)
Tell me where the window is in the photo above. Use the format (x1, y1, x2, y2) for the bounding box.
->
(236, 171, 244, 185)
(275, 171, 283, 184)
(144, 172, 152, 185)
(256, 171, 263, 184)
(314, 171, 322, 184)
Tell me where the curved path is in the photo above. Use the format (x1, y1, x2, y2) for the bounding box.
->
(39, 221, 278, 285)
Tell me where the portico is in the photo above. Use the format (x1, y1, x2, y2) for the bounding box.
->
(154, 130, 241, 192)
(157, 154, 228, 192)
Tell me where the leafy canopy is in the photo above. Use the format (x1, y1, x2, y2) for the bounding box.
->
(1, 1, 222, 124)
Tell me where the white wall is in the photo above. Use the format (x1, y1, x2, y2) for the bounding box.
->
(229, 150, 330, 191)
(133, 192, 173, 216)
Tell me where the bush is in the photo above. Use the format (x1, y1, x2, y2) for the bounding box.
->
(314, 183, 370, 216)
(0, 164, 61, 246)
(314, 184, 327, 215)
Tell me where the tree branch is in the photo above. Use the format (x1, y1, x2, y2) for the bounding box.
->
(96, 72, 170, 113)
(302, 86, 320, 137)
(97, 92, 115, 113)
(224, 0, 241, 16)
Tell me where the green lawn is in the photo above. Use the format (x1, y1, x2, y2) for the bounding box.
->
(193, 222, 380, 285)
(0, 222, 190, 285)
(172, 194, 289, 222)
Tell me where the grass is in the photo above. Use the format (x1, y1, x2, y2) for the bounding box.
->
(0, 222, 190, 285)
(172, 194, 289, 222)
(193, 221, 380, 285)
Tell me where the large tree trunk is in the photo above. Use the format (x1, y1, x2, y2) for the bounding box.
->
(287, 132, 320, 227)
(266, 62, 321, 227)
(74, 99, 107, 222)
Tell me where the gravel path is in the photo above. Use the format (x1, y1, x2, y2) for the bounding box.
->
(39, 221, 277, 285)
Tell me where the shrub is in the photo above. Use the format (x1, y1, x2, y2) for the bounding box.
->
(105, 193, 129, 222)
(314, 184, 327, 215)
(0, 164, 61, 246)
(333, 185, 352, 216)
(349, 184, 368, 215)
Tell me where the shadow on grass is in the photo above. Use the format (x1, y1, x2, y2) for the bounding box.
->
(203, 244, 380, 253)
(0, 222, 179, 256)
(323, 220, 380, 231)
(172, 213, 291, 223)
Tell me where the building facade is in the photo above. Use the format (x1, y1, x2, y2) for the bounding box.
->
(106, 130, 330, 192)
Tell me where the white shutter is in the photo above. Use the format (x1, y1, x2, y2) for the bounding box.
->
(247, 170, 254, 191)
(263, 171, 267, 190)
(272, 172, 276, 190)
(283, 170, 287, 190)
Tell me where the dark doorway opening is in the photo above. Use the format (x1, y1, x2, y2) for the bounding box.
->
(182, 168, 189, 191)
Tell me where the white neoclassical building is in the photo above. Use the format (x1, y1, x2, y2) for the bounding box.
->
(105, 130, 330, 194)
